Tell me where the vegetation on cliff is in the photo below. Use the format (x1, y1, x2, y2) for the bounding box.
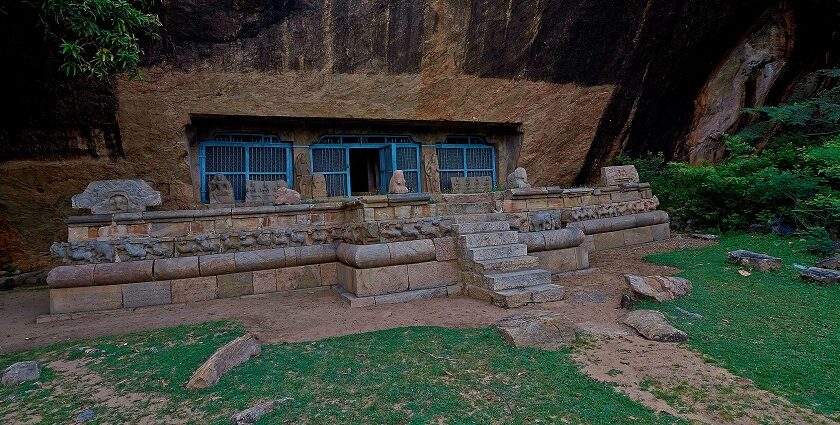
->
(618, 69, 840, 254)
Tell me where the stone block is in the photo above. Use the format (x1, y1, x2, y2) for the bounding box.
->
(601, 165, 640, 186)
(407, 261, 458, 290)
(337, 243, 391, 268)
(296, 244, 338, 266)
(624, 226, 654, 246)
(525, 198, 549, 211)
(199, 253, 237, 276)
(320, 263, 338, 286)
(393, 206, 412, 219)
(534, 248, 581, 273)
(343, 264, 409, 297)
(171, 276, 218, 303)
(71, 179, 162, 214)
(234, 248, 286, 272)
(374, 287, 448, 305)
(50, 285, 123, 314)
(93, 260, 154, 286)
(433, 237, 458, 261)
(253, 270, 277, 293)
(387, 239, 436, 265)
(217, 272, 254, 298)
(283, 247, 299, 267)
(122, 281, 172, 308)
(446, 284, 463, 296)
(543, 228, 586, 250)
(277, 265, 321, 290)
(153, 256, 199, 280)
(333, 286, 375, 308)
(149, 222, 190, 238)
(47, 264, 95, 288)
(593, 230, 626, 250)
(652, 223, 671, 241)
(374, 207, 395, 221)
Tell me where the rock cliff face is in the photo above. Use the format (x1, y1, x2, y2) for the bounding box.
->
(1, 0, 838, 269)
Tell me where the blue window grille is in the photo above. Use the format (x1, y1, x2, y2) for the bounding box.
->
(199, 133, 293, 203)
(436, 136, 496, 192)
(310, 135, 421, 197)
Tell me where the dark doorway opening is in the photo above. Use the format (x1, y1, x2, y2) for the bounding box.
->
(349, 148, 380, 195)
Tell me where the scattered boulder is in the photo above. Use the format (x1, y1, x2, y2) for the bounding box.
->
(1, 361, 40, 385)
(494, 310, 576, 350)
(186, 335, 261, 390)
(816, 256, 839, 270)
(727, 250, 781, 271)
(624, 274, 692, 302)
(675, 307, 704, 321)
(231, 398, 292, 425)
(800, 267, 840, 285)
(622, 310, 687, 342)
(691, 233, 719, 240)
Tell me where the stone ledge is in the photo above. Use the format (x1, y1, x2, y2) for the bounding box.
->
(333, 285, 450, 308)
(566, 211, 669, 235)
(517, 228, 585, 252)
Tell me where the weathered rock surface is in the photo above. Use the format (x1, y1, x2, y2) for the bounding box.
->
(623, 310, 687, 342)
(691, 233, 720, 240)
(273, 186, 302, 205)
(816, 256, 840, 270)
(230, 398, 291, 425)
(2, 361, 40, 385)
(728, 250, 782, 271)
(71, 180, 162, 214)
(624, 274, 692, 302)
(494, 310, 576, 350)
(186, 335, 261, 390)
(601, 165, 639, 186)
(800, 267, 840, 285)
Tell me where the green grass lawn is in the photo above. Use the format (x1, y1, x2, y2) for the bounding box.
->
(642, 233, 840, 416)
(0, 323, 682, 424)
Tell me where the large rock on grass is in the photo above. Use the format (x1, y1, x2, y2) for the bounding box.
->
(623, 310, 687, 342)
(494, 310, 576, 350)
(187, 335, 261, 390)
(816, 256, 840, 270)
(2, 361, 40, 385)
(800, 267, 840, 285)
(624, 274, 692, 302)
(727, 250, 781, 271)
(231, 398, 292, 425)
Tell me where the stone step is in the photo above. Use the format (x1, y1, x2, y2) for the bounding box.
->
(473, 256, 540, 273)
(446, 212, 508, 224)
(467, 283, 565, 308)
(464, 244, 528, 262)
(451, 221, 510, 235)
(458, 231, 519, 248)
(482, 269, 551, 291)
(444, 202, 495, 215)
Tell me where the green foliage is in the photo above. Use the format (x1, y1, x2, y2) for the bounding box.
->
(0, 323, 683, 424)
(614, 69, 840, 238)
(37, 0, 161, 79)
(803, 226, 836, 256)
(643, 234, 840, 415)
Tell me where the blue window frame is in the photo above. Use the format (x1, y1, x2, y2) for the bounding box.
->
(199, 133, 293, 203)
(436, 136, 496, 192)
(311, 135, 421, 197)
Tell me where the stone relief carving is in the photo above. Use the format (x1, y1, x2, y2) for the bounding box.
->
(274, 185, 302, 205)
(208, 174, 235, 204)
(422, 151, 441, 193)
(450, 176, 493, 193)
(530, 212, 555, 231)
(312, 173, 328, 198)
(294, 152, 314, 199)
(245, 180, 282, 204)
(71, 180, 162, 214)
(601, 165, 640, 186)
(506, 167, 530, 189)
(388, 170, 409, 194)
(566, 196, 660, 222)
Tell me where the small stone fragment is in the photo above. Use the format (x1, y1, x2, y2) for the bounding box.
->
(800, 267, 840, 285)
(727, 250, 781, 271)
(675, 307, 704, 320)
(620, 293, 638, 309)
(506, 167, 531, 189)
(186, 335, 261, 390)
(624, 274, 691, 302)
(273, 186, 302, 205)
(623, 310, 687, 342)
(816, 256, 839, 270)
(691, 233, 719, 240)
(1, 361, 40, 385)
(230, 398, 292, 425)
(76, 409, 96, 423)
(494, 310, 576, 350)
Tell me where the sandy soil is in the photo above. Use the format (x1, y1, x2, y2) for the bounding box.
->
(1, 235, 833, 423)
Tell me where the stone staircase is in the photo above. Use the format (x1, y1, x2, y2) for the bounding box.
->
(454, 220, 565, 308)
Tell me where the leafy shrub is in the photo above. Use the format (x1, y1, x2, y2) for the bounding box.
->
(613, 69, 840, 239)
(803, 227, 836, 256)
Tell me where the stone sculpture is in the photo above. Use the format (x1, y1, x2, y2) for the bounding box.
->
(312, 173, 328, 198)
(422, 151, 441, 193)
(274, 185, 302, 205)
(506, 167, 530, 189)
(601, 165, 640, 186)
(208, 174, 235, 204)
(388, 170, 410, 194)
(450, 176, 493, 193)
(245, 180, 282, 204)
(294, 153, 313, 199)
(71, 179, 162, 214)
